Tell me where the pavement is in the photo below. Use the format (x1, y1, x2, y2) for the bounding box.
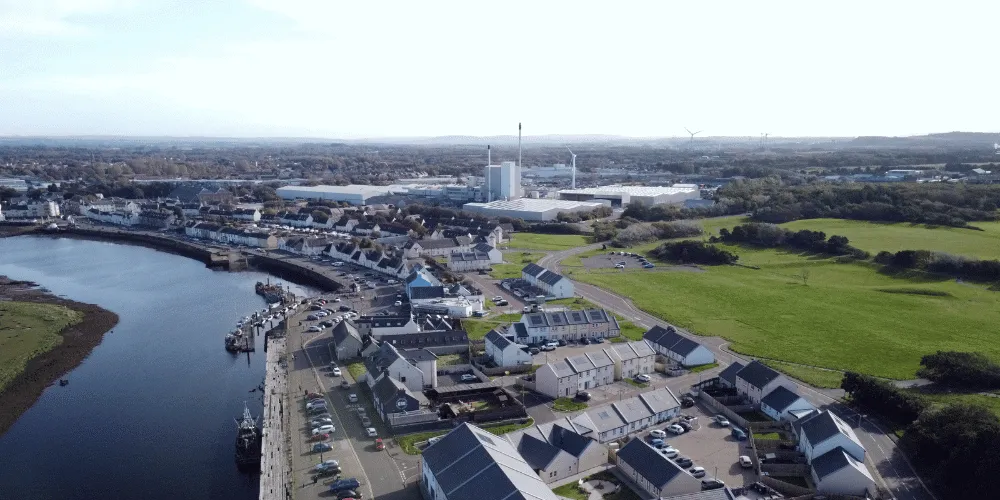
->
(533, 243, 935, 500)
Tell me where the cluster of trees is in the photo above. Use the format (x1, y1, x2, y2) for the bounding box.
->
(610, 220, 702, 247)
(621, 199, 746, 222)
(874, 250, 1000, 283)
(714, 223, 869, 258)
(554, 205, 613, 223)
(841, 372, 927, 426)
(901, 404, 1000, 500)
(917, 351, 1000, 389)
(649, 241, 738, 265)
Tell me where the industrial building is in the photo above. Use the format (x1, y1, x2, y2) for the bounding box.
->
(275, 184, 394, 205)
(557, 185, 699, 207)
(484, 160, 521, 201)
(462, 198, 607, 221)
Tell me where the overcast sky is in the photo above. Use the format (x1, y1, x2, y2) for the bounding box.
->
(1, 0, 997, 139)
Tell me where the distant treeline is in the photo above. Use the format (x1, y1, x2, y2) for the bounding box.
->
(712, 222, 869, 259)
(649, 240, 738, 265)
(610, 220, 703, 247)
(874, 249, 1000, 283)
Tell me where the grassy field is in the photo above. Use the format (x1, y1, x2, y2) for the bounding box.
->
(489, 251, 544, 280)
(764, 360, 845, 389)
(908, 389, 1000, 418)
(781, 218, 1000, 259)
(461, 313, 522, 340)
(507, 233, 590, 251)
(689, 362, 719, 374)
(553, 397, 588, 412)
(346, 362, 366, 380)
(0, 302, 83, 392)
(542, 297, 645, 340)
(396, 418, 534, 454)
(573, 244, 1000, 380)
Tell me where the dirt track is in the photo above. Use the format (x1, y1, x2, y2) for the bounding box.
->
(0, 277, 119, 436)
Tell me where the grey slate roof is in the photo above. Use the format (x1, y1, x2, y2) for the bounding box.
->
(331, 320, 362, 347)
(811, 446, 857, 480)
(422, 423, 558, 500)
(521, 263, 546, 278)
(585, 406, 627, 433)
(736, 360, 782, 390)
(547, 360, 577, 378)
(408, 286, 445, 300)
(796, 410, 860, 449)
(401, 348, 438, 363)
(486, 329, 516, 350)
(414, 238, 461, 250)
(761, 385, 803, 413)
(612, 398, 653, 423)
(637, 387, 681, 414)
(512, 323, 528, 339)
(718, 361, 744, 386)
(380, 330, 467, 349)
(515, 434, 563, 470)
(616, 439, 686, 490)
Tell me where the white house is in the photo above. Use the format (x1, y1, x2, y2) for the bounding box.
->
(534, 351, 615, 398)
(567, 388, 681, 443)
(605, 340, 656, 379)
(760, 385, 816, 422)
(447, 251, 492, 272)
(504, 421, 609, 484)
(421, 423, 559, 500)
(534, 360, 579, 399)
(735, 360, 796, 406)
(472, 242, 503, 264)
(5, 200, 61, 218)
(514, 309, 620, 344)
(330, 320, 365, 361)
(642, 325, 715, 367)
(232, 207, 261, 221)
(521, 263, 573, 299)
(484, 330, 531, 368)
(794, 410, 866, 464)
(355, 314, 421, 338)
(811, 446, 876, 497)
(717, 361, 744, 389)
(616, 439, 702, 498)
(362, 341, 438, 392)
(280, 212, 313, 228)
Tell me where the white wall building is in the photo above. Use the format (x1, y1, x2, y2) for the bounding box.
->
(275, 184, 394, 205)
(484, 330, 532, 368)
(520, 263, 574, 299)
(642, 325, 715, 367)
(734, 360, 796, 406)
(605, 340, 656, 379)
(462, 198, 607, 222)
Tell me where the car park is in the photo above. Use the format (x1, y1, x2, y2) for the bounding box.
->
(690, 466, 706, 478)
(649, 429, 667, 439)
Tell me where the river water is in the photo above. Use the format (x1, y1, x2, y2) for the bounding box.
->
(0, 236, 318, 500)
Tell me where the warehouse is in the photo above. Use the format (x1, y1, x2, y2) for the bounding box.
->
(557, 185, 699, 207)
(462, 198, 607, 221)
(275, 184, 394, 205)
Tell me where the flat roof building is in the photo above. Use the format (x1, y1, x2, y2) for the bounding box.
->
(558, 185, 699, 207)
(275, 184, 394, 205)
(462, 198, 607, 221)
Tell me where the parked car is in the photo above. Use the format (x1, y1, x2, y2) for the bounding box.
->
(634, 374, 651, 383)
(460, 374, 477, 382)
(649, 429, 667, 439)
(314, 459, 339, 471)
(680, 396, 696, 408)
(690, 466, 706, 478)
(666, 424, 685, 435)
(340, 379, 350, 389)
(678, 421, 693, 431)
(528, 347, 540, 355)
(540, 344, 555, 351)
(306, 392, 323, 400)
(365, 427, 377, 437)
(731, 427, 747, 441)
(337, 490, 360, 499)
(329, 478, 361, 493)
(332, 297, 341, 302)
(348, 393, 358, 403)
(338, 305, 352, 312)
(660, 446, 679, 458)
(307, 314, 319, 321)
(575, 391, 591, 401)
(394, 301, 402, 306)
(331, 367, 342, 376)
(313, 424, 335, 435)
(714, 415, 730, 427)
(675, 457, 693, 468)
(307, 326, 321, 332)
(557, 339, 567, 347)
(522, 306, 531, 312)
(312, 442, 332, 452)
(614, 264, 625, 269)
(649, 438, 665, 448)
(361, 416, 371, 426)
(311, 418, 333, 427)
(545, 341, 559, 348)
(579, 337, 590, 345)
(701, 479, 725, 490)
(308, 433, 330, 442)
(738, 455, 753, 468)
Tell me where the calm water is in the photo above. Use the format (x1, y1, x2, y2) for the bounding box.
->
(0, 236, 318, 500)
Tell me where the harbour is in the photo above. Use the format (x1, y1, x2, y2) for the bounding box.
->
(0, 236, 319, 500)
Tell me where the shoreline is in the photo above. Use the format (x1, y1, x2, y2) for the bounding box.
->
(0, 277, 120, 437)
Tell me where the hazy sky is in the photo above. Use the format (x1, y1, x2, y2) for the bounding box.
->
(1, 0, 997, 138)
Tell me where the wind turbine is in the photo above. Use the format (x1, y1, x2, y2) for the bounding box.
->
(684, 127, 702, 143)
(566, 147, 577, 189)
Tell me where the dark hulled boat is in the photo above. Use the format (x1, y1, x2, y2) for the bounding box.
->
(235, 402, 262, 472)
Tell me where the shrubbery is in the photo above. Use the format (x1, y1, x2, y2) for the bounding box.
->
(918, 351, 1000, 389)
(611, 220, 703, 247)
(875, 250, 1000, 283)
(841, 372, 927, 426)
(649, 241, 738, 265)
(713, 223, 869, 258)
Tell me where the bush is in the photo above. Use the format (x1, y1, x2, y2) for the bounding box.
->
(610, 220, 703, 247)
(841, 372, 927, 426)
(917, 351, 1000, 389)
(714, 223, 868, 258)
(649, 241, 738, 265)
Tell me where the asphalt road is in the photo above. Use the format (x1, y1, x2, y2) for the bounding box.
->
(536, 244, 934, 500)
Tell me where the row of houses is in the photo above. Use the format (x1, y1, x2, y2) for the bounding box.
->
(520, 264, 573, 299)
(184, 221, 278, 248)
(510, 308, 620, 345)
(531, 341, 655, 398)
(0, 200, 61, 219)
(643, 325, 715, 367)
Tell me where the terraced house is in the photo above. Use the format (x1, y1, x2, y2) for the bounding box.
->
(534, 351, 614, 398)
(513, 309, 620, 344)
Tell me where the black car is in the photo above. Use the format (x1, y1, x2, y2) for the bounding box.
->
(680, 396, 695, 408)
(701, 479, 725, 491)
(575, 391, 592, 401)
(557, 339, 567, 347)
(579, 337, 590, 345)
(528, 347, 540, 355)
(338, 305, 351, 312)
(679, 421, 693, 431)
(337, 490, 361, 499)
(675, 457, 693, 468)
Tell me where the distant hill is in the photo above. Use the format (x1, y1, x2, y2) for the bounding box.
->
(848, 132, 1000, 148)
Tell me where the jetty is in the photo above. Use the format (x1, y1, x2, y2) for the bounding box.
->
(259, 335, 289, 500)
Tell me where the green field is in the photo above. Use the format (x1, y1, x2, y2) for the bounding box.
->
(553, 397, 587, 412)
(908, 390, 1000, 418)
(0, 302, 83, 392)
(489, 251, 544, 280)
(396, 418, 534, 454)
(462, 313, 522, 340)
(573, 244, 1000, 380)
(764, 360, 845, 389)
(780, 218, 1000, 259)
(507, 233, 590, 251)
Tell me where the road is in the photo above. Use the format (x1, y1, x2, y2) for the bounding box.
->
(535, 244, 934, 500)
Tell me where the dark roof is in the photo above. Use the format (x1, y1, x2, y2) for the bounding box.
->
(616, 439, 685, 489)
(473, 242, 496, 253)
(401, 348, 438, 362)
(811, 447, 855, 480)
(797, 410, 857, 448)
(718, 361, 744, 385)
(414, 238, 461, 250)
(760, 385, 802, 413)
(486, 329, 516, 350)
(545, 425, 592, 458)
(363, 342, 404, 376)
(512, 323, 528, 338)
(373, 375, 410, 409)
(521, 263, 546, 277)
(370, 316, 414, 328)
(516, 434, 562, 470)
(736, 360, 782, 390)
(331, 321, 362, 347)
(380, 330, 468, 349)
(537, 270, 566, 287)
(643, 325, 684, 350)
(168, 185, 204, 203)
(668, 337, 703, 356)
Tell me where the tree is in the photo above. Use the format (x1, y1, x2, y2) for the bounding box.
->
(917, 351, 1000, 389)
(800, 268, 810, 286)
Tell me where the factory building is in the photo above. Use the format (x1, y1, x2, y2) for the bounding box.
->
(558, 185, 699, 207)
(275, 184, 394, 205)
(484, 161, 521, 201)
(462, 198, 608, 222)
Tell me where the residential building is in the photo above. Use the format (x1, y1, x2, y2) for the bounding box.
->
(355, 314, 421, 338)
(760, 386, 816, 422)
(378, 330, 469, 355)
(514, 309, 620, 344)
(616, 439, 702, 497)
(735, 360, 794, 406)
(642, 326, 715, 367)
(362, 341, 438, 392)
(136, 210, 176, 229)
(403, 237, 469, 258)
(2, 200, 60, 218)
(504, 421, 608, 484)
(521, 263, 573, 299)
(548, 388, 681, 443)
(485, 330, 531, 368)
(372, 375, 427, 422)
(421, 423, 559, 500)
(472, 242, 503, 264)
(331, 321, 364, 361)
(811, 447, 876, 497)
(447, 251, 492, 272)
(605, 340, 656, 379)
(534, 352, 615, 398)
(794, 410, 866, 464)
(280, 212, 313, 228)
(717, 361, 744, 389)
(354, 221, 380, 236)
(233, 207, 261, 221)
(405, 267, 442, 297)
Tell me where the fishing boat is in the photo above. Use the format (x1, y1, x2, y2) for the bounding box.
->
(255, 281, 284, 303)
(225, 330, 243, 352)
(234, 402, 262, 472)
